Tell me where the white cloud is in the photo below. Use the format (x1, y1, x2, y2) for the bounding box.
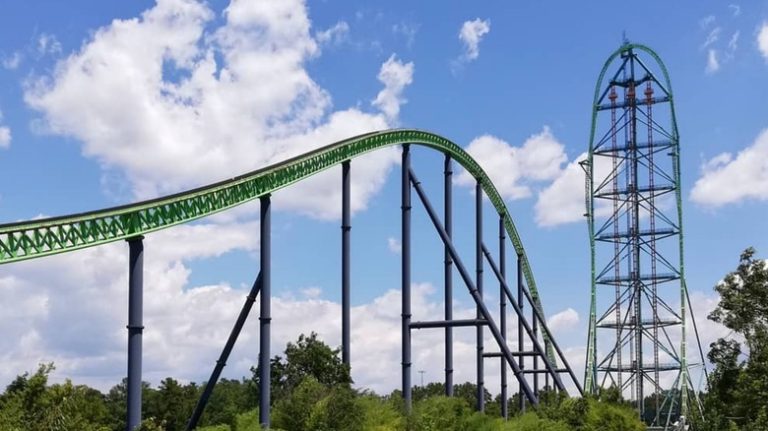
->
(456, 127, 567, 201)
(729, 4, 741, 17)
(458, 18, 490, 62)
(700, 15, 715, 29)
(535, 152, 613, 227)
(316, 21, 349, 46)
(547, 308, 579, 332)
(729, 31, 740, 51)
(0, 219, 578, 396)
(392, 22, 419, 48)
(706, 49, 720, 74)
(759, 22, 768, 60)
(387, 237, 401, 254)
(372, 54, 414, 122)
(2, 52, 21, 70)
(37, 33, 62, 56)
(702, 27, 721, 49)
(25, 0, 412, 220)
(0, 110, 11, 149)
(691, 128, 768, 206)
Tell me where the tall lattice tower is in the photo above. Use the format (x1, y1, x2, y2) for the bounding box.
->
(581, 43, 706, 429)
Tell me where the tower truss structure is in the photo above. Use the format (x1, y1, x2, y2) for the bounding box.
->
(582, 43, 706, 429)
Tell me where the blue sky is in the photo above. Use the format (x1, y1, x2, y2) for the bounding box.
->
(0, 0, 767, 395)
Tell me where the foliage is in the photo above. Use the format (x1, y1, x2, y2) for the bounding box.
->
(701, 247, 768, 430)
(0, 333, 647, 431)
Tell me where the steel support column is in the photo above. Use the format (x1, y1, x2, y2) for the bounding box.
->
(444, 154, 454, 397)
(499, 216, 508, 419)
(187, 273, 262, 431)
(533, 306, 539, 395)
(476, 182, 485, 412)
(342, 161, 351, 366)
(517, 254, 525, 413)
(258, 196, 272, 428)
(401, 145, 412, 412)
(126, 237, 144, 431)
(409, 169, 538, 406)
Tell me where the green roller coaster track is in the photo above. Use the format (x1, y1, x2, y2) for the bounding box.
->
(583, 43, 707, 426)
(0, 128, 557, 362)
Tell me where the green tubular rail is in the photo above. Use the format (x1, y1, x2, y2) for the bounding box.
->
(0, 128, 556, 362)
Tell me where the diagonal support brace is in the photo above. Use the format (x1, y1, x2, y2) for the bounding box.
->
(409, 168, 539, 406)
(186, 272, 262, 431)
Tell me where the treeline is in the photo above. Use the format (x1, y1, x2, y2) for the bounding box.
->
(0, 333, 645, 431)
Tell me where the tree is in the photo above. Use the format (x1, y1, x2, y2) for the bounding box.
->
(702, 247, 768, 429)
(250, 332, 351, 403)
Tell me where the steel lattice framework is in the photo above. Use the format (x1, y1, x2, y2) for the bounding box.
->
(0, 129, 586, 429)
(581, 44, 706, 429)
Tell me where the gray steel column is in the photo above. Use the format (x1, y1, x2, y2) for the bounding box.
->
(444, 154, 454, 397)
(342, 161, 351, 366)
(126, 236, 144, 431)
(499, 216, 508, 419)
(533, 306, 539, 395)
(517, 253, 525, 413)
(401, 145, 412, 412)
(475, 182, 484, 412)
(259, 196, 272, 428)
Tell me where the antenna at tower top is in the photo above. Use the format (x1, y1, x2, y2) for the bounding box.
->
(622, 31, 630, 46)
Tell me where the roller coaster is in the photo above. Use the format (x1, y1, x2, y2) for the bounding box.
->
(0, 43, 706, 431)
(0, 130, 582, 430)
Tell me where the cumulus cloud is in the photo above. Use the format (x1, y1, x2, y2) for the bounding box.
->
(0, 110, 11, 149)
(36, 33, 62, 56)
(372, 54, 414, 122)
(456, 127, 567, 200)
(691, 128, 768, 206)
(387, 237, 401, 254)
(458, 18, 490, 61)
(705, 49, 720, 73)
(759, 22, 768, 60)
(316, 21, 349, 46)
(547, 308, 579, 332)
(0, 218, 575, 395)
(1, 52, 21, 70)
(24, 0, 412, 219)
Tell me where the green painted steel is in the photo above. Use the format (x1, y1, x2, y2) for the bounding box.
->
(584, 43, 698, 423)
(0, 128, 556, 362)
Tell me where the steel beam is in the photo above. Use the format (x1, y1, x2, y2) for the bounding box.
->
(187, 273, 262, 431)
(126, 236, 144, 431)
(517, 254, 525, 413)
(483, 244, 584, 395)
(533, 306, 539, 395)
(499, 216, 508, 419)
(410, 319, 488, 329)
(444, 154, 454, 397)
(342, 161, 351, 366)
(482, 245, 567, 392)
(258, 196, 272, 428)
(408, 169, 538, 406)
(401, 145, 412, 412)
(475, 182, 484, 412)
